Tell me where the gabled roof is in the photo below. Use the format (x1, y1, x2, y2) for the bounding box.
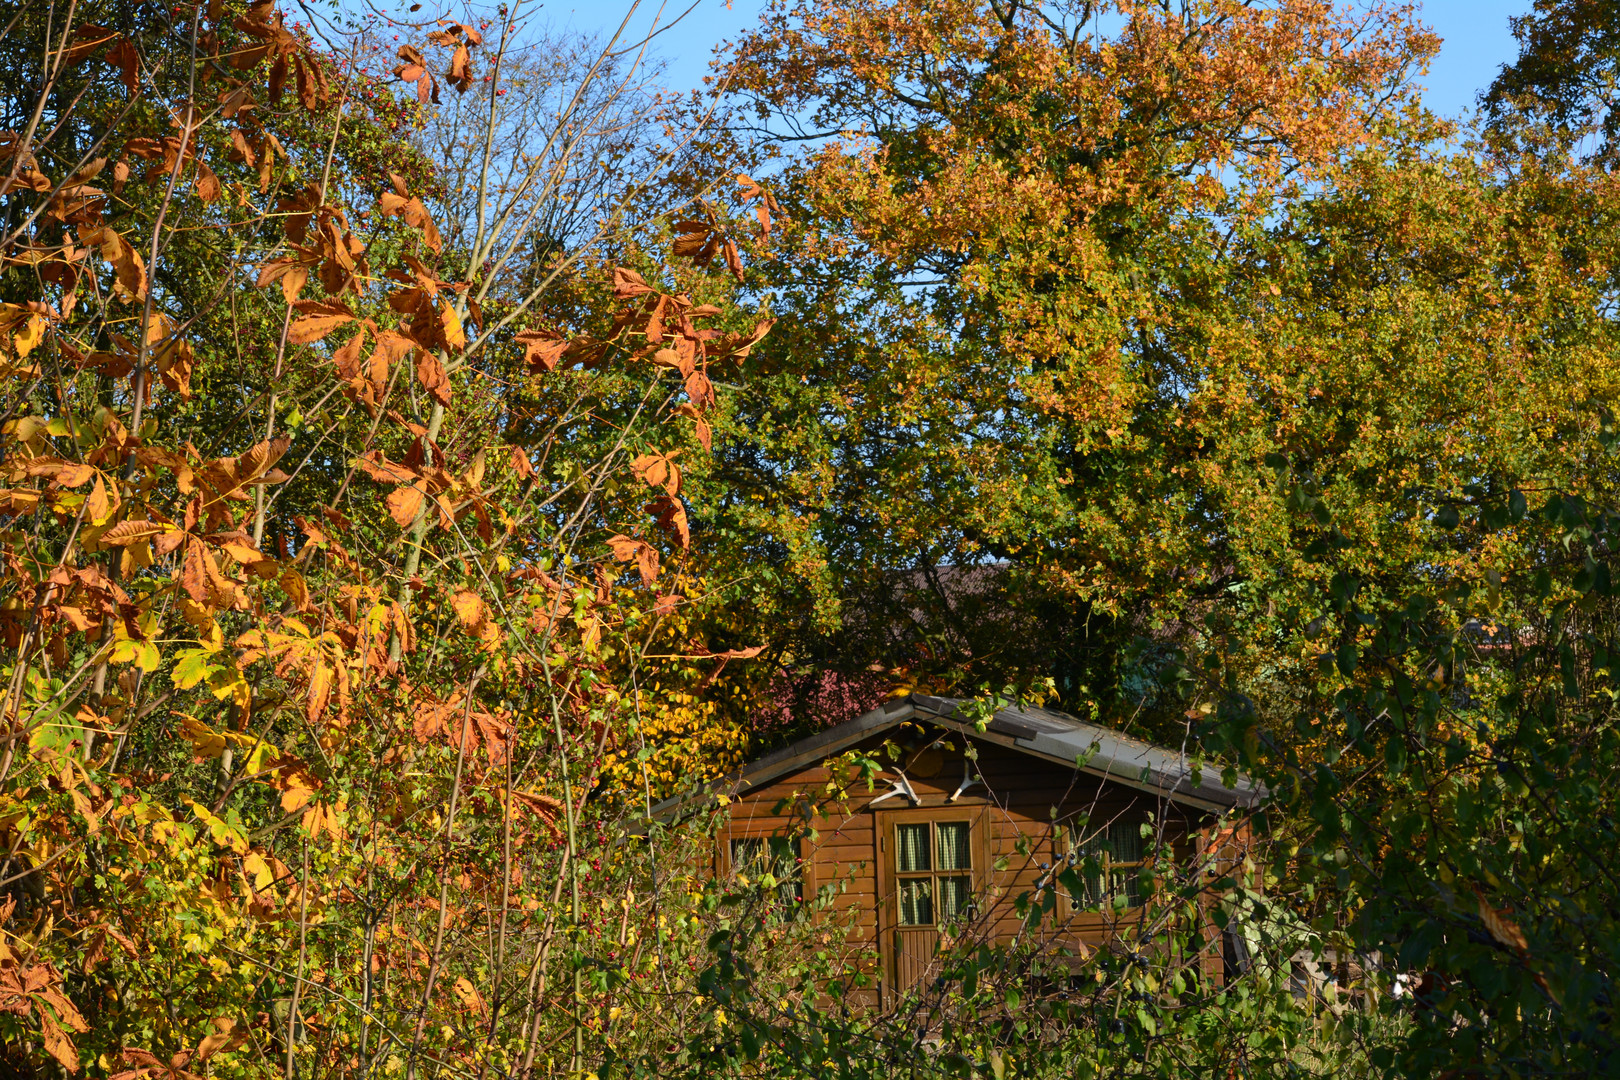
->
(659, 695, 1262, 818)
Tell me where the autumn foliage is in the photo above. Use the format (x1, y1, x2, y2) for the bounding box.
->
(3, 0, 1620, 1075)
(0, 1, 786, 1074)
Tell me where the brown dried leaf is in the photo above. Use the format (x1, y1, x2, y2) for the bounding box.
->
(674, 402, 712, 452)
(194, 161, 221, 203)
(646, 494, 690, 549)
(684, 369, 716, 412)
(606, 534, 659, 586)
(1475, 888, 1530, 953)
(80, 225, 147, 301)
(196, 1016, 249, 1061)
(331, 326, 367, 380)
(516, 330, 566, 372)
(612, 267, 653, 299)
(507, 446, 533, 479)
(288, 298, 354, 344)
(100, 518, 169, 545)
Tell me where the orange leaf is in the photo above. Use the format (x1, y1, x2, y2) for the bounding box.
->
(307, 660, 332, 723)
(516, 330, 567, 372)
(451, 589, 486, 631)
(631, 451, 681, 496)
(606, 534, 659, 586)
(85, 475, 111, 522)
(331, 325, 367, 380)
(698, 644, 765, 661)
(180, 540, 226, 606)
(684, 369, 716, 412)
(674, 403, 712, 452)
(416, 350, 451, 406)
(36, 1007, 80, 1072)
(279, 568, 309, 609)
(386, 484, 424, 527)
(79, 225, 147, 301)
(197, 1017, 249, 1061)
(289, 303, 354, 345)
(451, 976, 486, 1015)
(57, 606, 94, 632)
(53, 462, 96, 488)
(257, 258, 308, 304)
(652, 346, 694, 377)
(440, 303, 465, 351)
(194, 162, 221, 204)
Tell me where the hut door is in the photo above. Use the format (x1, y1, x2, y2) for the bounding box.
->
(882, 813, 979, 998)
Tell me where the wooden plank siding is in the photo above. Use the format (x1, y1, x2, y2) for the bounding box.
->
(717, 728, 1239, 1007)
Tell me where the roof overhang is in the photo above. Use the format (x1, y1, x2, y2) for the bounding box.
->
(647, 695, 1264, 822)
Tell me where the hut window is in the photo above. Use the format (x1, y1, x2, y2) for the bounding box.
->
(894, 820, 974, 927)
(1069, 820, 1144, 909)
(728, 836, 801, 910)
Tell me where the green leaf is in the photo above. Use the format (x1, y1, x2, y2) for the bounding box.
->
(1336, 643, 1358, 676)
(171, 648, 220, 691)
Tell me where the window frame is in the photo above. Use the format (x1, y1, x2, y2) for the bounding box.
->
(882, 810, 985, 931)
(720, 828, 810, 912)
(1064, 818, 1148, 913)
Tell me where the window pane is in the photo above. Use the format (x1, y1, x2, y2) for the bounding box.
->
(767, 837, 801, 906)
(1111, 823, 1143, 905)
(1109, 822, 1144, 865)
(896, 823, 932, 873)
(730, 837, 801, 908)
(730, 837, 764, 874)
(937, 875, 972, 922)
(1068, 823, 1142, 908)
(898, 877, 934, 925)
(936, 822, 972, 871)
(1082, 861, 1107, 906)
(1120, 870, 1142, 906)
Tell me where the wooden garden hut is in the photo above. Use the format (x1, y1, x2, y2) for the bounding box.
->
(669, 694, 1263, 1007)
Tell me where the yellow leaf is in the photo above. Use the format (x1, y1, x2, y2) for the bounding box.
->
(242, 740, 276, 776)
(181, 714, 228, 758)
(441, 304, 465, 351)
(9, 311, 45, 359)
(85, 475, 111, 523)
(135, 640, 161, 672)
(243, 852, 274, 891)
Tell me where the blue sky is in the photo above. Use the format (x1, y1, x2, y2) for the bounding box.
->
(552, 0, 1533, 119)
